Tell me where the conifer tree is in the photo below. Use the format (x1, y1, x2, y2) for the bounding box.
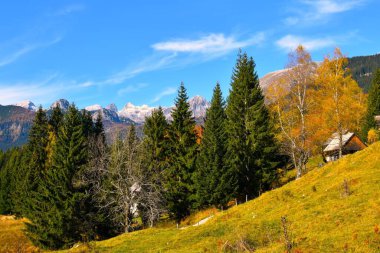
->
(47, 105, 64, 166)
(143, 107, 169, 183)
(165, 83, 197, 224)
(81, 109, 94, 138)
(195, 83, 231, 208)
(25, 104, 88, 249)
(225, 51, 279, 201)
(94, 113, 106, 143)
(362, 68, 380, 140)
(49, 105, 64, 136)
(19, 107, 49, 216)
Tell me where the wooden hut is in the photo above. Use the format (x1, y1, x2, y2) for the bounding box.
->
(323, 132, 367, 162)
(375, 115, 380, 129)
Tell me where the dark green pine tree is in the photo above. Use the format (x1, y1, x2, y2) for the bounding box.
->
(143, 107, 169, 183)
(362, 68, 380, 140)
(165, 83, 197, 225)
(49, 104, 64, 136)
(19, 107, 49, 216)
(81, 109, 94, 138)
(225, 51, 279, 201)
(0, 148, 23, 214)
(247, 79, 280, 194)
(25, 104, 87, 249)
(195, 83, 232, 208)
(94, 113, 106, 143)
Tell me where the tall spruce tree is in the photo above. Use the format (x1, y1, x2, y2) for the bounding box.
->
(143, 107, 169, 183)
(362, 68, 380, 140)
(49, 105, 64, 136)
(225, 51, 279, 201)
(94, 113, 106, 143)
(165, 83, 197, 224)
(19, 107, 49, 216)
(195, 83, 231, 208)
(25, 104, 88, 249)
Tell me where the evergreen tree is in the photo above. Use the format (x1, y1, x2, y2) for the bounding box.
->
(47, 105, 64, 167)
(143, 107, 169, 183)
(362, 68, 380, 140)
(19, 107, 49, 216)
(94, 113, 106, 143)
(49, 105, 64, 136)
(81, 109, 94, 138)
(25, 104, 88, 249)
(165, 83, 197, 224)
(0, 148, 22, 214)
(225, 51, 279, 201)
(195, 83, 231, 208)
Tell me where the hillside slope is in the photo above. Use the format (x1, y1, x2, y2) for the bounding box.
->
(66, 142, 380, 252)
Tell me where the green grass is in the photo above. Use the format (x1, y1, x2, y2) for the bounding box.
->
(2, 142, 380, 252)
(69, 142, 380, 252)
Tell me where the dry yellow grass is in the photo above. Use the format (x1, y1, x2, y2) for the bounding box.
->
(0, 216, 38, 253)
(2, 142, 380, 252)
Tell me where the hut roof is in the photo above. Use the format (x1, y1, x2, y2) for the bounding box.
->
(323, 132, 355, 152)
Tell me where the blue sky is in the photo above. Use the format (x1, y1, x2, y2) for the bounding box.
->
(0, 0, 379, 109)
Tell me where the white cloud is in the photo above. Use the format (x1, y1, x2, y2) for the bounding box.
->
(84, 33, 265, 87)
(151, 87, 177, 103)
(276, 35, 337, 51)
(117, 83, 148, 96)
(104, 53, 177, 85)
(152, 33, 265, 54)
(0, 37, 62, 68)
(304, 0, 364, 14)
(285, 0, 365, 25)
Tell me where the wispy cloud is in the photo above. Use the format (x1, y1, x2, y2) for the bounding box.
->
(284, 0, 365, 26)
(53, 4, 85, 16)
(276, 35, 337, 51)
(117, 83, 148, 96)
(80, 33, 265, 88)
(0, 37, 62, 68)
(276, 31, 358, 51)
(0, 74, 90, 106)
(152, 33, 265, 55)
(151, 87, 177, 103)
(104, 53, 177, 85)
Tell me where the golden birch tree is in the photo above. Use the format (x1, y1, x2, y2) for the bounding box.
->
(315, 48, 366, 158)
(267, 45, 316, 179)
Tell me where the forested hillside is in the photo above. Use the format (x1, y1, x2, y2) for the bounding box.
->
(348, 53, 380, 92)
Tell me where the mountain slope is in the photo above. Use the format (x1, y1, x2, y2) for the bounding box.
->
(260, 54, 380, 93)
(0, 105, 34, 151)
(74, 142, 380, 252)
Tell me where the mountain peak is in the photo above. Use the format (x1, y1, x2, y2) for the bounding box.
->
(188, 95, 210, 118)
(13, 100, 37, 111)
(50, 99, 70, 111)
(105, 103, 118, 112)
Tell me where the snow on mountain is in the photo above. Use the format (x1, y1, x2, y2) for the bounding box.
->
(105, 103, 118, 112)
(188, 95, 210, 118)
(85, 104, 102, 111)
(50, 99, 70, 111)
(13, 100, 37, 111)
(117, 96, 210, 123)
(118, 103, 155, 123)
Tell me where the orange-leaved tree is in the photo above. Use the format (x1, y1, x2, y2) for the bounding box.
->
(267, 45, 317, 179)
(314, 48, 366, 158)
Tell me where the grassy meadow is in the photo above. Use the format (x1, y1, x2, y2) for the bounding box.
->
(1, 142, 379, 252)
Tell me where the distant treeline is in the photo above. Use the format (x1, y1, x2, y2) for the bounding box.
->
(348, 53, 380, 92)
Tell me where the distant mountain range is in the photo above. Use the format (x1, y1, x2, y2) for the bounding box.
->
(1, 53, 379, 151)
(0, 96, 210, 150)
